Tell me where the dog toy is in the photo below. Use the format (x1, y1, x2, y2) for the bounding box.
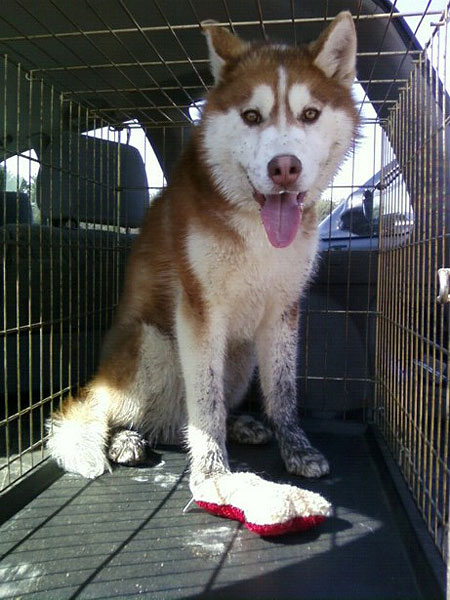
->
(189, 472, 331, 536)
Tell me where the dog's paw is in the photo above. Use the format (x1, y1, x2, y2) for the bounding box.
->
(108, 429, 148, 465)
(283, 447, 330, 478)
(192, 472, 330, 535)
(46, 418, 109, 479)
(66, 452, 109, 479)
(228, 415, 273, 445)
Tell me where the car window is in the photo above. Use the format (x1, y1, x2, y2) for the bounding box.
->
(319, 82, 414, 242)
(83, 119, 165, 201)
(0, 150, 40, 223)
(188, 100, 205, 124)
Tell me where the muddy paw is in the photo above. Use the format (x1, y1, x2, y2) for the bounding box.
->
(283, 447, 330, 478)
(228, 415, 273, 445)
(108, 429, 147, 465)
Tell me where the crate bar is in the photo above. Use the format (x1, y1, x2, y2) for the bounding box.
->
(37, 77, 45, 473)
(115, 0, 200, 123)
(0, 11, 443, 44)
(297, 376, 374, 383)
(1, 55, 10, 490)
(440, 3, 450, 564)
(151, 0, 210, 93)
(14, 62, 22, 480)
(427, 25, 438, 542)
(28, 50, 423, 76)
(289, 0, 298, 47)
(31, 0, 164, 126)
(84, 0, 192, 125)
(64, 78, 408, 96)
(375, 0, 434, 118)
(0, 52, 134, 493)
(19, 0, 169, 126)
(434, 5, 449, 555)
(375, 6, 450, 559)
(358, 0, 399, 121)
(254, 0, 269, 42)
(405, 64, 416, 496)
(362, 121, 380, 418)
(75, 107, 84, 398)
(1, 4, 117, 114)
(26, 69, 35, 469)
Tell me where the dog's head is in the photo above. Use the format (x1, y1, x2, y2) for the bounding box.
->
(200, 13, 359, 248)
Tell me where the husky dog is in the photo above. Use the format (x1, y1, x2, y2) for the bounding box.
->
(48, 12, 358, 532)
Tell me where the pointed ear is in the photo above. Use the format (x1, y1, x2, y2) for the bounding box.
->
(201, 21, 249, 84)
(310, 11, 357, 88)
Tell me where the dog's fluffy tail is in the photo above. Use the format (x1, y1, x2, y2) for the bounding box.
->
(46, 385, 110, 479)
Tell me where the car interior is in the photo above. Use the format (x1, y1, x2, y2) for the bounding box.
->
(0, 1, 449, 597)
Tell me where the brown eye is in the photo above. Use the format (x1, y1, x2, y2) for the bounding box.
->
(241, 109, 262, 125)
(301, 108, 320, 123)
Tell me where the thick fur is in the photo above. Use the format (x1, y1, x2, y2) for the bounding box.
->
(47, 13, 359, 524)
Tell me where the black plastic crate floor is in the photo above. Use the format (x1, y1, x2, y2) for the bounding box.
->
(0, 423, 433, 599)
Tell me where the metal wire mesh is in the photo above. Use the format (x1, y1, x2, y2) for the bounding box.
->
(375, 3, 450, 560)
(0, 0, 448, 568)
(0, 62, 142, 491)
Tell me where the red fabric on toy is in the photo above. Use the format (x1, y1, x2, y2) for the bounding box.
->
(195, 500, 327, 536)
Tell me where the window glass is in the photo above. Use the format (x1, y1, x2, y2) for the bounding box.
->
(188, 100, 205, 124)
(0, 150, 40, 223)
(319, 83, 413, 242)
(83, 119, 165, 200)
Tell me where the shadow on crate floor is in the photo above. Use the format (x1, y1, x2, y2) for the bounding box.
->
(0, 421, 443, 599)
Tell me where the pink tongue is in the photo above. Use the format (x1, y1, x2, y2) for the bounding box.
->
(260, 192, 302, 248)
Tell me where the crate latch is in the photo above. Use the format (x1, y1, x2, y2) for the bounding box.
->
(436, 268, 450, 304)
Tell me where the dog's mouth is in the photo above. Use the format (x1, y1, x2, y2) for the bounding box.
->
(254, 191, 306, 249)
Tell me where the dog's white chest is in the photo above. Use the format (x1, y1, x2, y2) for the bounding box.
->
(186, 222, 317, 337)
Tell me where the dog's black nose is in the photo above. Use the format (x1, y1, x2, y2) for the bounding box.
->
(268, 155, 302, 187)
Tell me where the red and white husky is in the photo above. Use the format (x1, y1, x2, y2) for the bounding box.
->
(48, 12, 359, 535)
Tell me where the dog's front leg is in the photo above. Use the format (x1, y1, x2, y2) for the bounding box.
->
(256, 301, 330, 478)
(176, 299, 230, 488)
(176, 297, 330, 534)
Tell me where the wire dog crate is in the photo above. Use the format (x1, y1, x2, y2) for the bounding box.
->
(375, 11, 450, 559)
(0, 1, 449, 598)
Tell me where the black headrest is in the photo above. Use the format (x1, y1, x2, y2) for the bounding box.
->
(1, 192, 32, 224)
(37, 134, 149, 228)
